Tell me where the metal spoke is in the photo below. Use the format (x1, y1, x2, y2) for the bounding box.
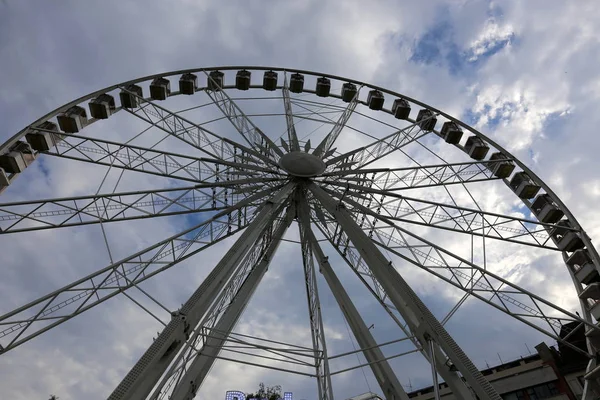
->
(0, 179, 282, 233)
(322, 184, 560, 249)
(33, 129, 280, 183)
(297, 196, 334, 400)
(202, 71, 284, 160)
(320, 159, 499, 192)
(313, 86, 362, 158)
(336, 191, 598, 356)
(282, 72, 301, 151)
(157, 206, 294, 400)
(300, 198, 410, 400)
(324, 116, 433, 171)
(106, 183, 294, 400)
(0, 188, 277, 354)
(307, 181, 500, 400)
(120, 86, 279, 169)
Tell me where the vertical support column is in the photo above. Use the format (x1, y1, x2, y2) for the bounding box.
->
(429, 338, 441, 400)
(301, 198, 411, 400)
(297, 191, 334, 400)
(308, 182, 501, 400)
(108, 184, 295, 400)
(168, 207, 295, 400)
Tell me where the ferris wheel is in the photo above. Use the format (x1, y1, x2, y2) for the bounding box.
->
(0, 66, 599, 400)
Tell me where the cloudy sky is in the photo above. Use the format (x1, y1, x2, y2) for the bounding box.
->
(1, 1, 599, 400)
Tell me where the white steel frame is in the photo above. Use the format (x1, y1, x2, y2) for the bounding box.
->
(1, 66, 599, 400)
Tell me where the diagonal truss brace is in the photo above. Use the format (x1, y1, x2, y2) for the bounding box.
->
(33, 129, 279, 183)
(282, 72, 301, 152)
(106, 183, 295, 400)
(0, 188, 276, 354)
(319, 162, 498, 195)
(0, 179, 281, 233)
(324, 116, 433, 171)
(203, 72, 284, 160)
(313, 86, 362, 158)
(121, 86, 279, 169)
(323, 185, 558, 249)
(301, 200, 410, 400)
(297, 197, 334, 400)
(338, 192, 599, 354)
(308, 182, 501, 400)
(161, 205, 294, 400)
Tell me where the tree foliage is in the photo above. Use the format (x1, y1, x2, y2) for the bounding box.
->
(246, 382, 282, 400)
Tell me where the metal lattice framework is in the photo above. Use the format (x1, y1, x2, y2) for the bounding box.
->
(1, 66, 600, 400)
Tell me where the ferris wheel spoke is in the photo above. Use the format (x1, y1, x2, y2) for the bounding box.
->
(323, 183, 558, 249)
(120, 86, 279, 169)
(0, 189, 277, 354)
(339, 195, 596, 357)
(299, 199, 411, 400)
(36, 130, 280, 184)
(297, 197, 334, 400)
(282, 72, 301, 152)
(312, 86, 362, 158)
(202, 71, 284, 161)
(107, 184, 294, 400)
(156, 207, 294, 400)
(324, 115, 434, 171)
(0, 179, 280, 233)
(307, 182, 495, 399)
(324, 159, 500, 191)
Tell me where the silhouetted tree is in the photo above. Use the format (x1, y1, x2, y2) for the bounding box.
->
(246, 382, 282, 400)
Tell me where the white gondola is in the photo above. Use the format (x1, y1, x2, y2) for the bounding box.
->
(463, 136, 489, 160)
(179, 73, 197, 95)
(316, 77, 331, 97)
(392, 98, 410, 120)
(263, 70, 278, 91)
(89, 94, 116, 119)
(416, 109, 436, 131)
(149, 77, 170, 100)
(26, 121, 59, 151)
(208, 70, 224, 90)
(341, 82, 357, 102)
(568, 249, 598, 285)
(531, 193, 564, 223)
(552, 220, 585, 253)
(440, 121, 463, 144)
(509, 172, 540, 199)
(0, 167, 8, 186)
(119, 84, 143, 108)
(487, 152, 515, 178)
(0, 142, 35, 173)
(367, 90, 384, 110)
(235, 70, 251, 90)
(57, 106, 88, 133)
(289, 73, 304, 93)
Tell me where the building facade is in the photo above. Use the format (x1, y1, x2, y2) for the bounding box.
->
(407, 322, 589, 400)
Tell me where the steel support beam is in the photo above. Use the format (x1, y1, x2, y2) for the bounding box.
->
(297, 197, 334, 400)
(203, 72, 284, 160)
(167, 206, 294, 400)
(301, 200, 410, 400)
(307, 182, 501, 400)
(107, 183, 294, 400)
(0, 179, 281, 233)
(282, 72, 301, 152)
(313, 87, 361, 158)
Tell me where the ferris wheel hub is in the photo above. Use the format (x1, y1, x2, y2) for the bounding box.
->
(278, 151, 326, 177)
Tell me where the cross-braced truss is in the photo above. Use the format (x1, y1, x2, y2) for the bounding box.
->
(1, 67, 599, 400)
